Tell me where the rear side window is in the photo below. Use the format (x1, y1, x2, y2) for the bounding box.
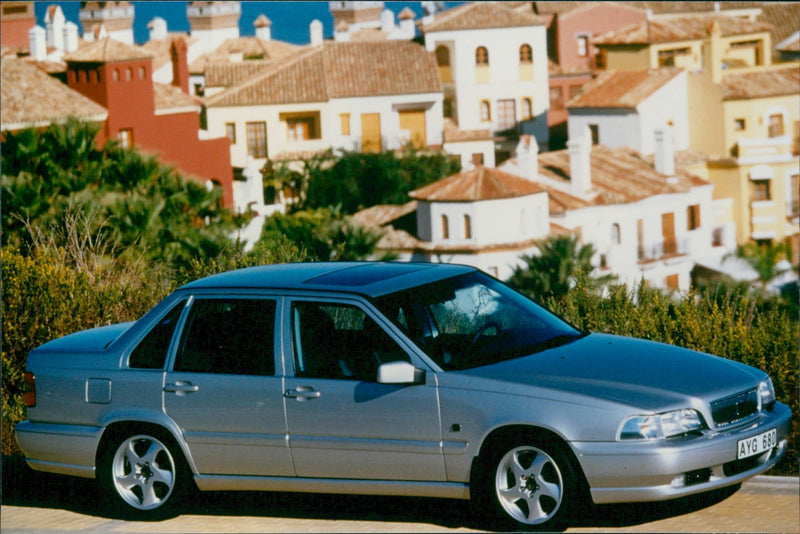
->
(129, 301, 186, 369)
(174, 298, 276, 376)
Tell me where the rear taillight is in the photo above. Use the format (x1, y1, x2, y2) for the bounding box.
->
(23, 372, 36, 408)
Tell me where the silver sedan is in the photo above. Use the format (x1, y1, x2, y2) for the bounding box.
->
(15, 262, 791, 529)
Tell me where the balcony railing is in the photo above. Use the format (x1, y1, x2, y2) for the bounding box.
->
(736, 136, 793, 164)
(637, 237, 689, 262)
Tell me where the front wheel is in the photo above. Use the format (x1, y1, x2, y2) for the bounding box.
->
(475, 437, 584, 530)
(99, 432, 185, 517)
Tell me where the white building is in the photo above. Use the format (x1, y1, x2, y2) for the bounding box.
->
(79, 1, 134, 45)
(420, 2, 551, 151)
(566, 68, 690, 155)
(353, 166, 550, 280)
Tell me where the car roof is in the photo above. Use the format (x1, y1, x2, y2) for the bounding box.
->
(180, 261, 477, 298)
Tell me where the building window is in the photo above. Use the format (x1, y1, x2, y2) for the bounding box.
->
(521, 98, 532, 120)
(577, 35, 589, 57)
(286, 117, 315, 141)
(734, 118, 746, 131)
(589, 124, 599, 144)
(549, 86, 564, 110)
(246, 121, 267, 158)
(475, 46, 489, 66)
(472, 153, 483, 166)
(480, 100, 491, 121)
(665, 274, 680, 291)
(789, 174, 799, 217)
(568, 84, 582, 100)
(519, 44, 532, 64)
(112, 69, 119, 81)
(340, 113, 350, 136)
(436, 45, 450, 66)
(768, 113, 784, 137)
(126, 67, 132, 81)
(225, 123, 236, 143)
(658, 48, 690, 67)
(687, 204, 701, 230)
(118, 128, 133, 148)
(139, 66, 146, 80)
(464, 215, 472, 239)
(497, 99, 517, 131)
(611, 223, 621, 245)
(752, 180, 771, 201)
(441, 215, 450, 239)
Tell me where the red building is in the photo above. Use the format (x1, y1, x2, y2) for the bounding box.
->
(0, 2, 36, 49)
(64, 37, 234, 207)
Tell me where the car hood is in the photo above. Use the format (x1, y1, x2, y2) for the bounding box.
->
(460, 333, 763, 411)
(33, 322, 135, 354)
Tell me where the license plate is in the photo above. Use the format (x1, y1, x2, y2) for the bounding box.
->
(737, 428, 777, 460)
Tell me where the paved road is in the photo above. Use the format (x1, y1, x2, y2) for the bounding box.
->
(1, 456, 797, 533)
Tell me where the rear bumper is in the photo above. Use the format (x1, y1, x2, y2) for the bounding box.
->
(15, 420, 102, 479)
(573, 402, 792, 504)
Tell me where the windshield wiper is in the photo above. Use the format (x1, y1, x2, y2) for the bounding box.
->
(523, 332, 587, 356)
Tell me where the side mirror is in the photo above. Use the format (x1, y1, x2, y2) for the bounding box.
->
(377, 361, 425, 385)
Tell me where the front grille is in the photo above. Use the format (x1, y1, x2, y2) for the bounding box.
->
(710, 389, 759, 428)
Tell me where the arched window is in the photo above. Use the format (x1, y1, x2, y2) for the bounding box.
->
(480, 100, 491, 121)
(139, 66, 146, 80)
(521, 98, 532, 120)
(126, 67, 133, 81)
(112, 69, 119, 82)
(611, 223, 621, 245)
(464, 215, 472, 239)
(475, 46, 489, 66)
(519, 44, 532, 64)
(441, 215, 450, 239)
(435, 45, 450, 66)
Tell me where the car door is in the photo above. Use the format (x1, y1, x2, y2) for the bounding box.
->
(282, 298, 446, 481)
(163, 295, 294, 477)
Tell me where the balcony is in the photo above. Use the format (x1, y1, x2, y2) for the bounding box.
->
(637, 237, 689, 265)
(736, 136, 793, 165)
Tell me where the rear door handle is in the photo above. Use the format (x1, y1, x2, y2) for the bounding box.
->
(284, 386, 321, 400)
(164, 380, 199, 395)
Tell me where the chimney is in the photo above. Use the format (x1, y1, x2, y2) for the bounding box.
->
(149, 17, 167, 41)
(654, 126, 675, 176)
(310, 19, 323, 47)
(334, 21, 350, 42)
(254, 14, 271, 41)
(29, 25, 47, 61)
(171, 38, 190, 94)
(45, 5, 65, 51)
(398, 7, 416, 38)
(63, 21, 79, 53)
(380, 9, 394, 34)
(516, 135, 539, 180)
(707, 20, 723, 84)
(568, 126, 592, 195)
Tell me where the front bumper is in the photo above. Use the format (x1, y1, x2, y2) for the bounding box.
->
(572, 402, 792, 504)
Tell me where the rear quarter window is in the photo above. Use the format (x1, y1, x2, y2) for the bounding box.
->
(129, 301, 186, 369)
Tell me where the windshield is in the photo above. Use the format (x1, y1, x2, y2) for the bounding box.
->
(373, 271, 583, 370)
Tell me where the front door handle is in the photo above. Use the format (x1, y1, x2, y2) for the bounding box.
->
(164, 380, 199, 395)
(284, 386, 321, 400)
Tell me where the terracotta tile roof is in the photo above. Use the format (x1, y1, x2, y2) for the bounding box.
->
(420, 2, 546, 33)
(533, 2, 766, 16)
(778, 33, 800, 52)
(1, 58, 107, 130)
(566, 68, 683, 108)
(410, 165, 546, 202)
(140, 34, 199, 71)
(204, 61, 272, 88)
(153, 82, 200, 113)
(593, 14, 772, 44)
(205, 41, 440, 107)
(534, 145, 709, 213)
(188, 37, 301, 73)
(758, 3, 800, 51)
(720, 66, 800, 100)
(442, 118, 492, 143)
(352, 201, 418, 227)
(64, 37, 153, 63)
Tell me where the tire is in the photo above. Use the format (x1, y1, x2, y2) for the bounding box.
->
(98, 430, 188, 518)
(474, 435, 584, 531)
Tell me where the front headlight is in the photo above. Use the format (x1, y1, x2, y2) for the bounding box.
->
(758, 378, 776, 410)
(619, 409, 706, 440)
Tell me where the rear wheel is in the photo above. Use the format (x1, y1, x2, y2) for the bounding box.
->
(99, 431, 186, 517)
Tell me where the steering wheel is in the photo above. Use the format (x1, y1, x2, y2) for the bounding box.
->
(468, 322, 500, 351)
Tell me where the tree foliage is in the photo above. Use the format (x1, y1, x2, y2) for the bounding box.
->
(1, 119, 235, 270)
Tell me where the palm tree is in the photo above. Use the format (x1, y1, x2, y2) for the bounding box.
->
(735, 241, 792, 285)
(507, 234, 613, 302)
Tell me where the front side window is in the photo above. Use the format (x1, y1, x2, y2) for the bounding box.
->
(292, 301, 409, 381)
(174, 298, 276, 375)
(246, 121, 267, 158)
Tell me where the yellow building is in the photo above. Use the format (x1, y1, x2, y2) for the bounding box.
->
(595, 16, 799, 264)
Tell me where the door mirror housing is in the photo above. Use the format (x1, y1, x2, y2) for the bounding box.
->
(377, 361, 425, 385)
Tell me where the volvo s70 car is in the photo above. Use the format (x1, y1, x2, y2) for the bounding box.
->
(16, 262, 791, 529)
